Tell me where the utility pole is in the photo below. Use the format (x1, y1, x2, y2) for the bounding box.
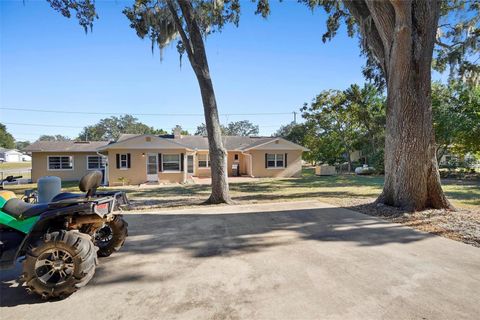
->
(293, 112, 297, 124)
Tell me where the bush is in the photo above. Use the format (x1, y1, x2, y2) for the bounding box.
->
(369, 150, 385, 174)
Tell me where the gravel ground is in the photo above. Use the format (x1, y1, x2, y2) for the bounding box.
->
(127, 194, 480, 248)
(342, 198, 480, 247)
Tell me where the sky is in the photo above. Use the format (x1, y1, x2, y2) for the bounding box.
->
(0, 0, 366, 142)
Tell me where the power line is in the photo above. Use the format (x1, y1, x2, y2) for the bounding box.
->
(3, 122, 84, 129)
(0, 107, 293, 117)
(4, 122, 283, 129)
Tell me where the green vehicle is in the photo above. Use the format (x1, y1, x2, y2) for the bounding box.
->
(0, 171, 128, 300)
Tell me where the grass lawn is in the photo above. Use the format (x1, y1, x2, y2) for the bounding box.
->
(6, 168, 479, 246)
(0, 162, 32, 171)
(7, 168, 479, 211)
(0, 162, 32, 180)
(119, 168, 479, 212)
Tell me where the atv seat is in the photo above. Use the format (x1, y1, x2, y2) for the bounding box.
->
(51, 192, 85, 202)
(51, 171, 103, 203)
(2, 198, 48, 220)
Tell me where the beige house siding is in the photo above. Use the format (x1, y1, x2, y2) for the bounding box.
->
(227, 152, 247, 176)
(107, 149, 187, 186)
(29, 136, 307, 185)
(31, 152, 100, 182)
(248, 150, 303, 178)
(194, 150, 211, 177)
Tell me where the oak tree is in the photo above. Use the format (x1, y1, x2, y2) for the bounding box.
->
(78, 115, 167, 141)
(47, 0, 267, 203)
(0, 123, 15, 149)
(300, 0, 479, 210)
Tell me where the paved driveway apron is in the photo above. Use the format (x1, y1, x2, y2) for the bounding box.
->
(1, 201, 479, 319)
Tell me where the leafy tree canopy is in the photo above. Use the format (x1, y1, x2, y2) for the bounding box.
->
(38, 134, 71, 142)
(299, 0, 480, 86)
(49, 0, 269, 62)
(171, 125, 190, 136)
(432, 81, 480, 158)
(224, 120, 259, 136)
(15, 141, 31, 151)
(288, 84, 385, 168)
(195, 120, 259, 136)
(0, 123, 15, 149)
(78, 115, 167, 141)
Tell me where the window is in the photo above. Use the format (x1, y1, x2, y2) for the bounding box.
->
(162, 154, 181, 171)
(87, 156, 106, 170)
(198, 154, 210, 168)
(267, 154, 285, 168)
(48, 156, 73, 170)
(120, 154, 128, 169)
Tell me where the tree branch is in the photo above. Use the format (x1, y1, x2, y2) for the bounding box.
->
(343, 1, 388, 79)
(165, 0, 194, 59)
(365, 1, 395, 66)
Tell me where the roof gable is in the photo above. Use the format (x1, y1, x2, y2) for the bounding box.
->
(99, 134, 189, 150)
(242, 138, 309, 151)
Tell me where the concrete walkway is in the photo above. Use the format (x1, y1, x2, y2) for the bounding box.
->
(1, 201, 479, 319)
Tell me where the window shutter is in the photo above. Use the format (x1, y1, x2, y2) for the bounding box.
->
(265, 153, 268, 168)
(181, 153, 185, 171)
(158, 153, 162, 172)
(116, 154, 120, 169)
(127, 153, 131, 168)
(285, 153, 288, 167)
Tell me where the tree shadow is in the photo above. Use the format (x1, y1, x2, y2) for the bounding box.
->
(91, 206, 431, 286)
(1, 205, 432, 306)
(0, 262, 44, 307)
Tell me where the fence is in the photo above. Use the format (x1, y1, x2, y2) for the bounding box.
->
(0, 169, 32, 185)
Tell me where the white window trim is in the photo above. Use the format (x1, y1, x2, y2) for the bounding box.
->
(198, 153, 211, 168)
(119, 154, 129, 170)
(162, 153, 181, 173)
(266, 153, 285, 169)
(87, 155, 106, 170)
(47, 155, 74, 171)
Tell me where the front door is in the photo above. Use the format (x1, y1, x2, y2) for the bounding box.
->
(146, 153, 158, 182)
(187, 155, 194, 175)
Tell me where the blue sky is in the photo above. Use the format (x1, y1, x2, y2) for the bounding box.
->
(0, 0, 366, 141)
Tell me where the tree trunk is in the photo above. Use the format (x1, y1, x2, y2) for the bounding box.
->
(343, 0, 452, 211)
(346, 150, 352, 172)
(172, 0, 231, 204)
(196, 70, 231, 204)
(374, 1, 452, 210)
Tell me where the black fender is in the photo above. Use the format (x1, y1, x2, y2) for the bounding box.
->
(14, 202, 95, 262)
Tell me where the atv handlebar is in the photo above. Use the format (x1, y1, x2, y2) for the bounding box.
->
(1, 175, 23, 182)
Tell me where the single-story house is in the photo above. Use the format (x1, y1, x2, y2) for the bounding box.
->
(25, 131, 308, 186)
(21, 154, 32, 162)
(0, 148, 26, 162)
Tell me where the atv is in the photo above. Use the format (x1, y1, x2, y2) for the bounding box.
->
(0, 171, 128, 299)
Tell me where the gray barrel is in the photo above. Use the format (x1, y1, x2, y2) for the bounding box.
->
(38, 176, 61, 203)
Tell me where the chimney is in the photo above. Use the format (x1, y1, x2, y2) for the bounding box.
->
(173, 125, 183, 139)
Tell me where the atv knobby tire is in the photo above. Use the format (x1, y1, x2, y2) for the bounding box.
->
(21, 230, 98, 300)
(95, 215, 128, 257)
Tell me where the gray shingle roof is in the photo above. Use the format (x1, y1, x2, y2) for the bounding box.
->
(115, 135, 278, 151)
(26, 135, 306, 153)
(25, 141, 109, 152)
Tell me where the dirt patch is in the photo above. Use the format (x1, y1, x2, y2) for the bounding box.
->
(344, 200, 480, 247)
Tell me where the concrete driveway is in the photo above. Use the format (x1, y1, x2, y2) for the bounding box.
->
(1, 201, 479, 319)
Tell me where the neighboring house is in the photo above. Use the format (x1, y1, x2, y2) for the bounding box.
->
(21, 154, 32, 162)
(0, 148, 25, 162)
(25, 131, 308, 186)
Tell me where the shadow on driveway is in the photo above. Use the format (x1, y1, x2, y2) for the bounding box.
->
(1, 205, 431, 307)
